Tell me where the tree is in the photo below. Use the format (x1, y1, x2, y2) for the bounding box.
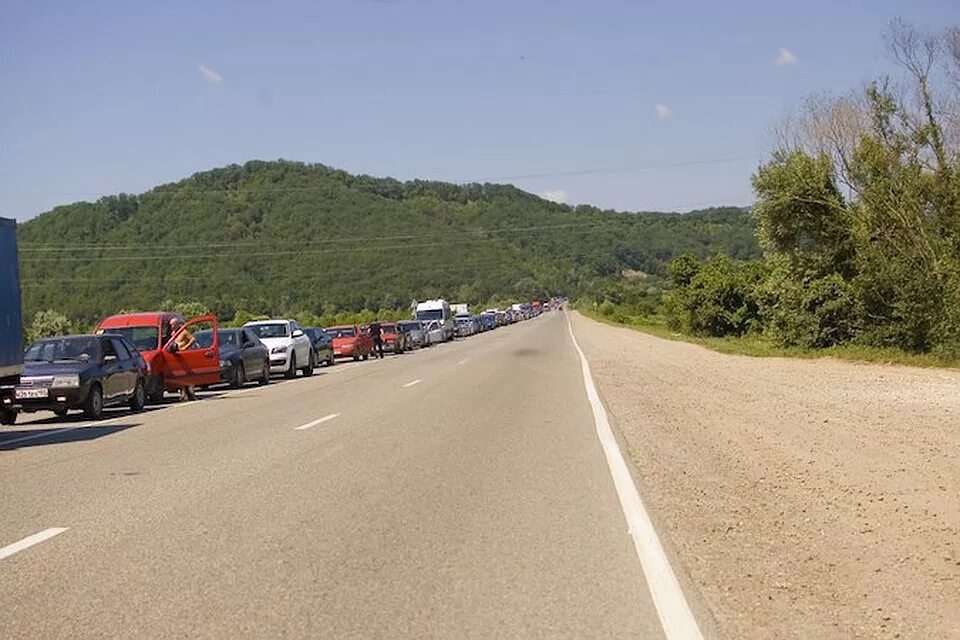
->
(27, 310, 73, 342)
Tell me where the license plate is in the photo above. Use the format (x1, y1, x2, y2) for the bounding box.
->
(15, 387, 48, 399)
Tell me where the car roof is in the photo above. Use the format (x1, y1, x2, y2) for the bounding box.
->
(98, 312, 182, 327)
(243, 319, 290, 325)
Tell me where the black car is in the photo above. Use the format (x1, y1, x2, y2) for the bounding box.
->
(12, 334, 148, 421)
(303, 327, 335, 366)
(195, 328, 270, 388)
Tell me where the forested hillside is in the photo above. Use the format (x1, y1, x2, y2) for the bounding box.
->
(17, 160, 758, 326)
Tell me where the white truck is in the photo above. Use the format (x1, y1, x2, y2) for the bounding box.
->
(415, 299, 455, 342)
(452, 303, 469, 317)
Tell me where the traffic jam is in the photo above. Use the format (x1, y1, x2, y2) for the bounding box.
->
(0, 296, 554, 426)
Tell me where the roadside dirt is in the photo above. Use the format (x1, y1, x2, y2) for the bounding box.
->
(572, 312, 960, 639)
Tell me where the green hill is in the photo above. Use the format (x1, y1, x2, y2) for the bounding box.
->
(17, 160, 759, 325)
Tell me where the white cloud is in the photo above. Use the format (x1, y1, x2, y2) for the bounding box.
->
(655, 104, 672, 119)
(774, 48, 798, 66)
(197, 64, 223, 84)
(539, 190, 568, 204)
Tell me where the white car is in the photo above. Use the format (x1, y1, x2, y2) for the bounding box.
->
(423, 320, 445, 346)
(244, 319, 314, 378)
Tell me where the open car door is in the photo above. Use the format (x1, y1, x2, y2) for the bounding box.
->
(161, 314, 220, 390)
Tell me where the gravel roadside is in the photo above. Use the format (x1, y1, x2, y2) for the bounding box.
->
(571, 311, 960, 639)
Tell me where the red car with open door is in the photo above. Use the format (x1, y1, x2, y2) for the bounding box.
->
(96, 312, 220, 401)
(161, 314, 221, 391)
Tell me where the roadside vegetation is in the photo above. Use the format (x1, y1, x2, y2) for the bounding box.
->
(582, 21, 960, 368)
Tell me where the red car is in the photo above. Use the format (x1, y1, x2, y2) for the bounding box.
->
(326, 325, 373, 361)
(95, 312, 221, 401)
(378, 322, 407, 354)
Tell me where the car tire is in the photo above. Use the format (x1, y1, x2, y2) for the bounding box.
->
(230, 363, 245, 389)
(302, 350, 315, 376)
(53, 408, 69, 418)
(129, 380, 146, 412)
(258, 360, 270, 385)
(285, 354, 297, 379)
(148, 377, 165, 403)
(1, 407, 17, 425)
(83, 384, 104, 420)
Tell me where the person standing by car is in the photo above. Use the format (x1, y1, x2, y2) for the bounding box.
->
(169, 317, 198, 401)
(368, 322, 384, 359)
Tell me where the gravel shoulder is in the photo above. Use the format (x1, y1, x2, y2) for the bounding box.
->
(571, 311, 960, 639)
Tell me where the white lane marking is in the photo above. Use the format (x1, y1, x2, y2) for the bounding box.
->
(0, 528, 69, 561)
(565, 314, 704, 640)
(402, 379, 422, 388)
(294, 413, 341, 431)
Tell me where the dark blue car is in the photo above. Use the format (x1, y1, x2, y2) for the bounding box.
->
(12, 334, 148, 421)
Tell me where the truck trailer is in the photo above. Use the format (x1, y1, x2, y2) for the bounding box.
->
(0, 217, 23, 425)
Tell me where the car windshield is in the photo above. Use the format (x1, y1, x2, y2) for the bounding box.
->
(25, 337, 101, 363)
(99, 326, 159, 351)
(248, 323, 288, 339)
(397, 322, 416, 332)
(380, 324, 396, 333)
(328, 327, 355, 338)
(416, 309, 443, 321)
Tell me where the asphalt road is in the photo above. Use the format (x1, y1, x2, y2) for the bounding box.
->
(1, 312, 684, 639)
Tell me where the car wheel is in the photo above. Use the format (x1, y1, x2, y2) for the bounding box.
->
(83, 384, 104, 420)
(285, 354, 297, 379)
(302, 350, 315, 376)
(148, 377, 165, 403)
(0, 407, 17, 425)
(129, 380, 146, 412)
(258, 360, 270, 385)
(53, 408, 69, 418)
(230, 363, 245, 389)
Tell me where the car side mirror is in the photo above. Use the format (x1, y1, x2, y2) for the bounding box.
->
(292, 329, 304, 338)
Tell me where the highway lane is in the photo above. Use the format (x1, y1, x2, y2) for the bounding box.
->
(1, 312, 689, 638)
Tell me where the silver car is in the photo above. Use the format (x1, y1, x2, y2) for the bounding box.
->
(397, 320, 426, 349)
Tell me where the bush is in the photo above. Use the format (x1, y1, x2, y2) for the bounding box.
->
(761, 268, 859, 348)
(664, 255, 765, 337)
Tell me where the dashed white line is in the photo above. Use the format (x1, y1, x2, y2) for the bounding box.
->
(565, 314, 704, 640)
(402, 379, 422, 388)
(0, 528, 69, 561)
(294, 413, 341, 431)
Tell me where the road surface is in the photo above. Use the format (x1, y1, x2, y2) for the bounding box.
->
(0, 312, 701, 638)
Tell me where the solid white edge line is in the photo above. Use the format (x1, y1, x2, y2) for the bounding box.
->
(566, 313, 704, 640)
(294, 413, 341, 431)
(0, 527, 69, 561)
(402, 379, 422, 388)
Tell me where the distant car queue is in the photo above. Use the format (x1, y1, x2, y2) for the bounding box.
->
(1, 298, 559, 424)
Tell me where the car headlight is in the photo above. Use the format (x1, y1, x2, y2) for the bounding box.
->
(271, 345, 288, 354)
(52, 375, 80, 388)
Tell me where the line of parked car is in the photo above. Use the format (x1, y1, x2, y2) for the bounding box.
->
(1, 298, 558, 424)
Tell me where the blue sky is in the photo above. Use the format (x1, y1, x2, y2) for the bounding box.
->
(1, 0, 956, 220)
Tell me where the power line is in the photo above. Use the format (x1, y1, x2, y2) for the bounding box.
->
(18, 225, 634, 263)
(18, 222, 601, 252)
